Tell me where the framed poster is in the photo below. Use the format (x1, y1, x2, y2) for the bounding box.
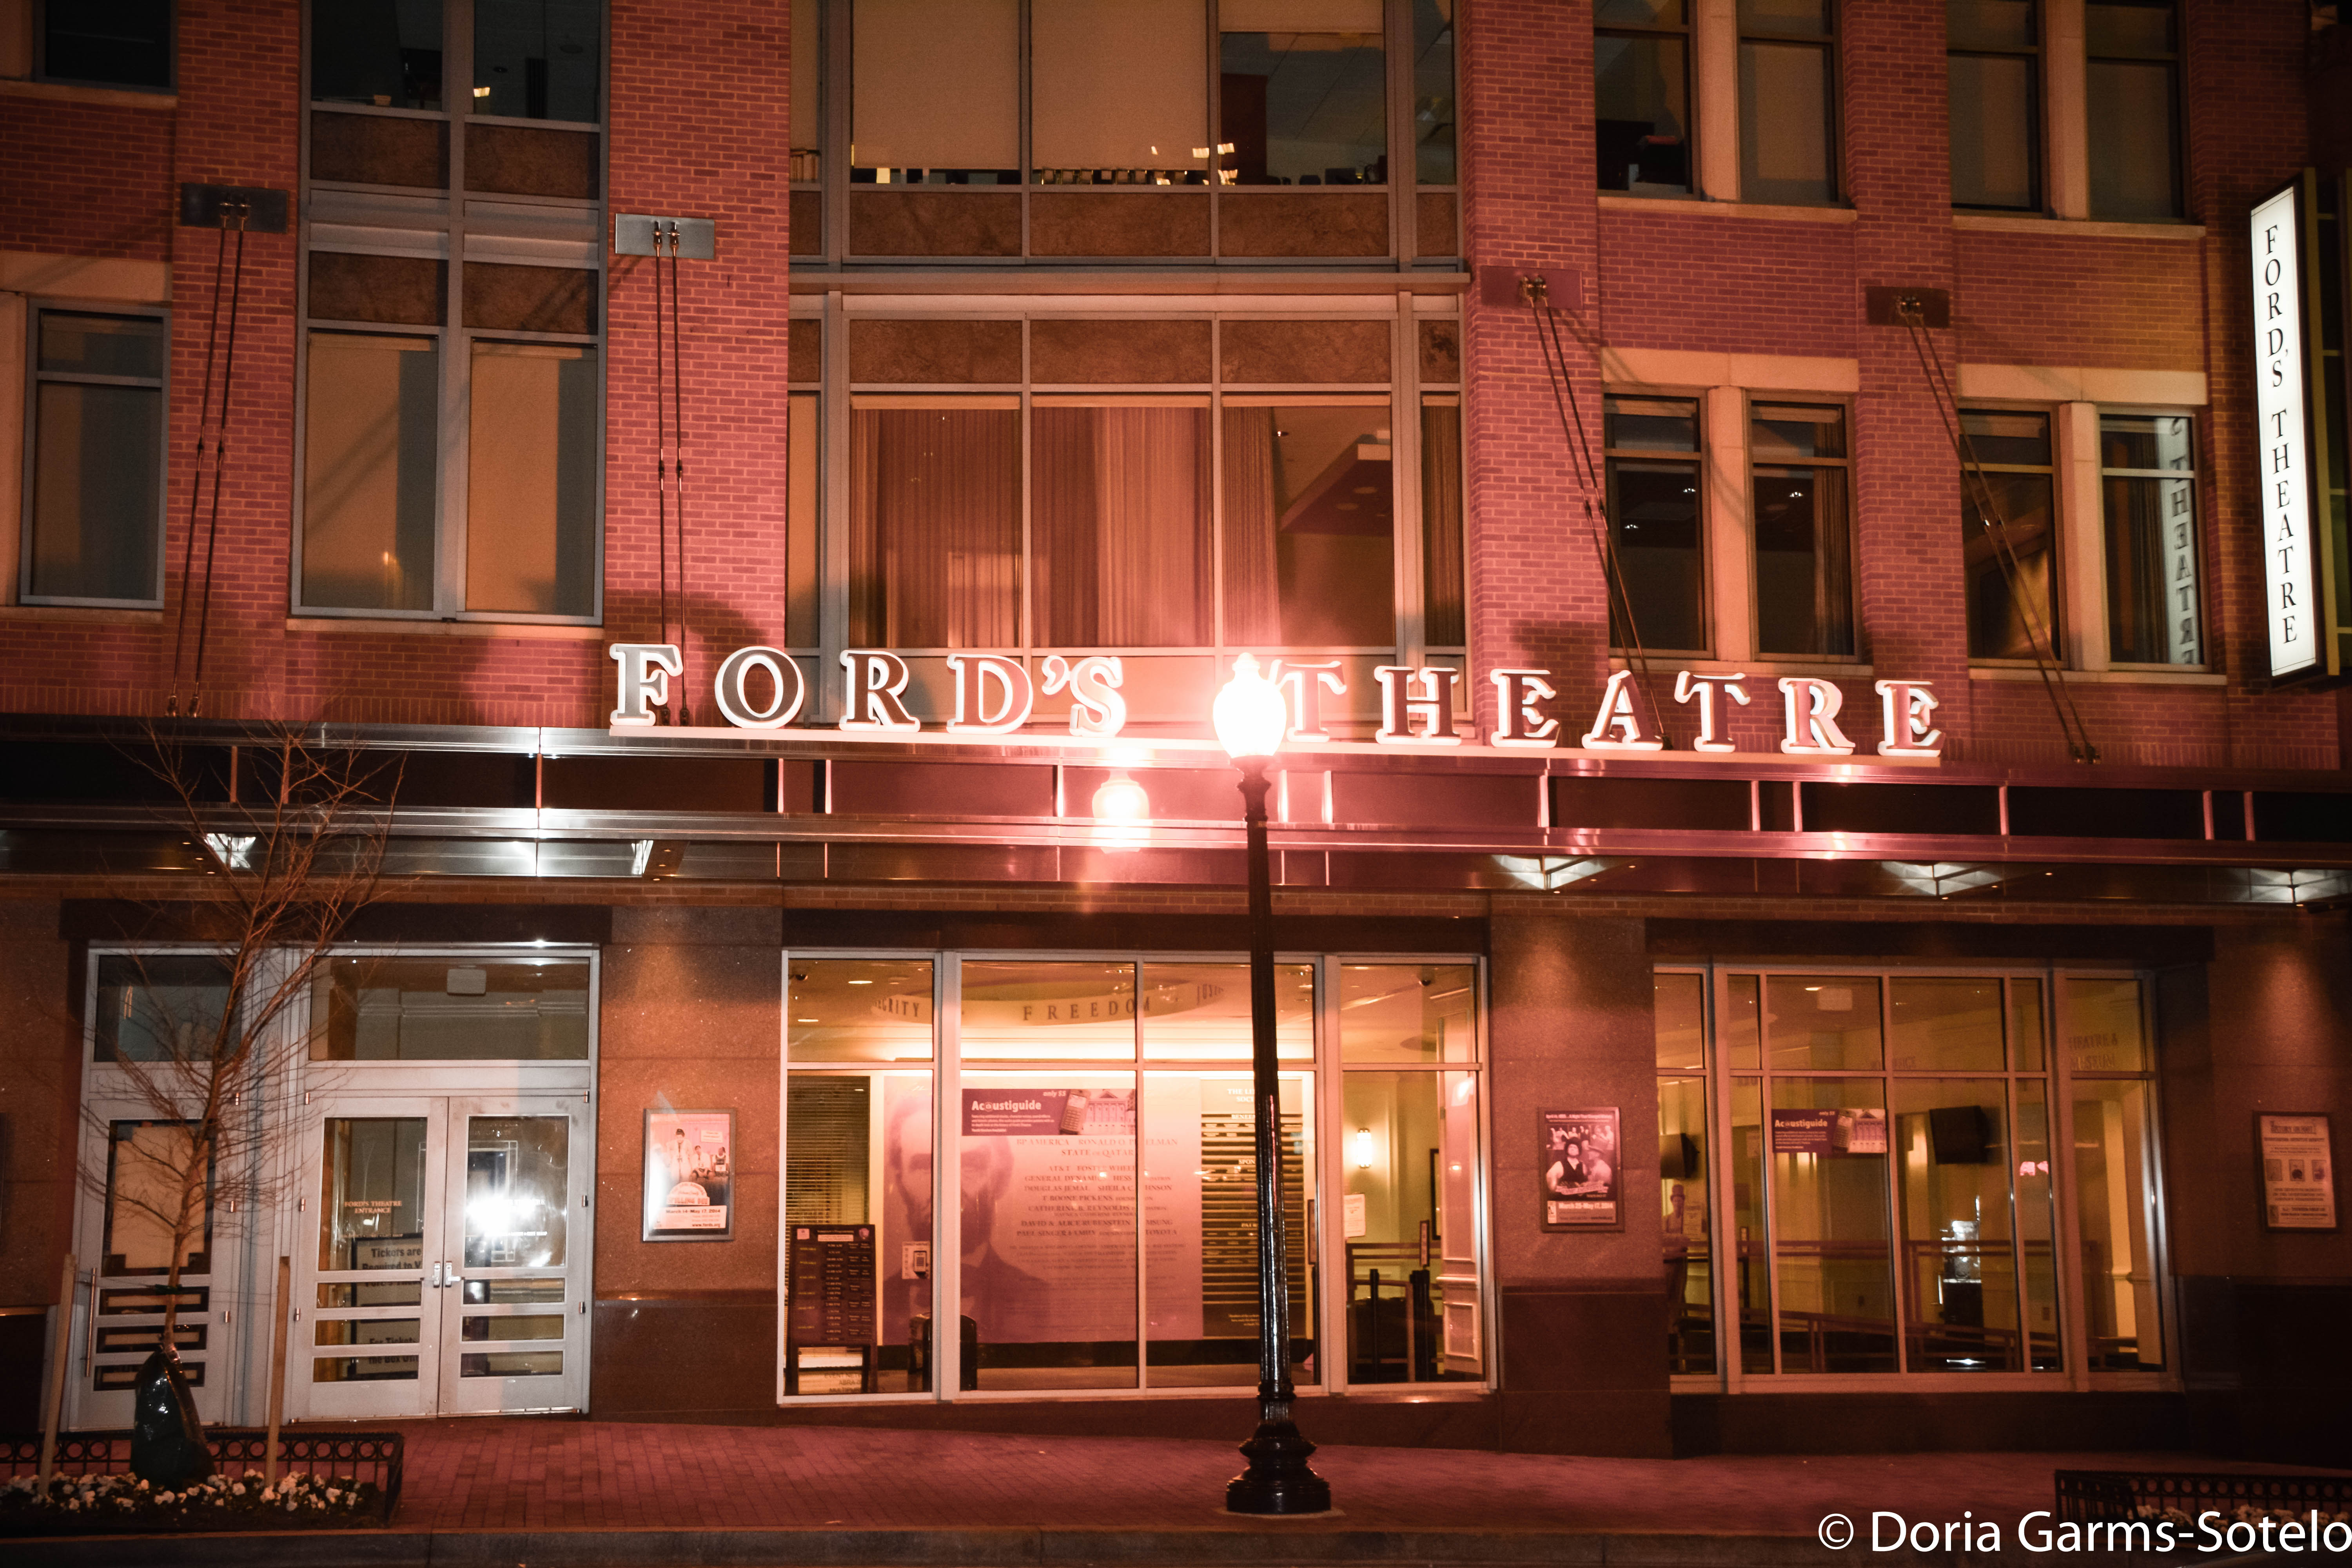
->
(2258, 1112, 2337, 1231)
(642, 1109, 735, 1241)
(1539, 1108, 1621, 1230)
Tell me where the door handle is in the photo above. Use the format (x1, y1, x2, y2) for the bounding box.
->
(428, 1261, 443, 1289)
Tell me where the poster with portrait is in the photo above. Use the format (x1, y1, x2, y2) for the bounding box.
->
(1539, 1108, 1621, 1230)
(642, 1109, 734, 1240)
(2258, 1112, 2337, 1231)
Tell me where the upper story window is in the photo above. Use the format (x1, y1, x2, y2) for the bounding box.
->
(1604, 394, 1706, 654)
(795, 0, 1460, 261)
(38, 0, 173, 91)
(1948, 0, 2040, 211)
(1738, 0, 1837, 206)
(2099, 413, 2201, 667)
(2085, 0, 2179, 221)
(1595, 1, 1693, 196)
(298, 0, 605, 624)
(1751, 403, 1854, 659)
(22, 309, 167, 607)
(1960, 408, 2059, 662)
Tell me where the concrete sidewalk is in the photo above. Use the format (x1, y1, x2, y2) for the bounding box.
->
(12, 1418, 2341, 1566)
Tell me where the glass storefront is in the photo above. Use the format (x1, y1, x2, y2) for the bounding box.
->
(1655, 965, 2165, 1387)
(782, 951, 1487, 1401)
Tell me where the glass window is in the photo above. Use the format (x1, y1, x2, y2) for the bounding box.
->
(316, 1118, 426, 1274)
(1654, 971, 1706, 1072)
(103, 1121, 212, 1278)
(2086, 0, 2179, 221)
(94, 954, 235, 1063)
(1421, 399, 1465, 646)
(1751, 403, 1853, 658)
(1771, 1074, 1895, 1373)
(1219, 0, 1387, 186)
(1947, 0, 2039, 211)
(472, 0, 601, 122)
(1893, 1078, 2024, 1371)
(2100, 414, 2201, 666)
(1138, 962, 1314, 1060)
(851, 0, 1020, 181)
(1339, 964, 1477, 1064)
(1033, 404, 1212, 646)
(310, 956, 592, 1060)
(302, 332, 441, 613)
(466, 343, 599, 617)
(789, 959, 936, 1063)
(1768, 976, 1883, 1069)
(784, 1069, 934, 1393)
(1032, 0, 1208, 185)
(1887, 977, 2005, 1071)
(849, 400, 1021, 648)
(1737, 0, 1836, 206)
(1959, 408, 2059, 662)
(42, 0, 173, 90)
(462, 1115, 569, 1269)
(1595, 1, 1691, 195)
(1343, 1069, 1481, 1381)
(2063, 975, 2148, 1073)
(2072, 1078, 2162, 1368)
(1412, 0, 1458, 185)
(312, 0, 445, 107)
(789, 392, 821, 644)
(1604, 394, 1705, 653)
(791, 0, 822, 180)
(1222, 403, 1396, 648)
(1659, 1075, 1712, 1373)
(25, 311, 166, 606)
(961, 961, 1140, 1060)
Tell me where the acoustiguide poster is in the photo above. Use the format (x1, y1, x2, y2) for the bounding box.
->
(1540, 1108, 1621, 1230)
(2258, 1112, 2337, 1230)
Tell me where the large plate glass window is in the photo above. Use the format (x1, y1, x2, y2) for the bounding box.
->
(1604, 394, 1707, 655)
(1220, 0, 1387, 186)
(1595, 1, 1692, 195)
(23, 310, 167, 606)
(1947, 0, 2040, 211)
(2085, 0, 2179, 221)
(1959, 408, 2059, 662)
(1737, 0, 1837, 207)
(2099, 413, 2201, 667)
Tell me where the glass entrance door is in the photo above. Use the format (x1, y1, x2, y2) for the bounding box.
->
(295, 1095, 588, 1419)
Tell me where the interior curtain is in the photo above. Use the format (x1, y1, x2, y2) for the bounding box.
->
(1419, 404, 1464, 646)
(2105, 474, 2167, 662)
(850, 407, 1020, 648)
(1816, 466, 1854, 657)
(1035, 407, 1210, 646)
(1220, 406, 1281, 645)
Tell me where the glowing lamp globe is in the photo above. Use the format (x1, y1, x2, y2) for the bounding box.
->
(1090, 773, 1152, 851)
(1213, 652, 1288, 760)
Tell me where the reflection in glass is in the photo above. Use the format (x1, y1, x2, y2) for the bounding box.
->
(960, 1072, 1138, 1389)
(1766, 976, 1884, 1070)
(317, 1118, 426, 1273)
(786, 1071, 934, 1395)
(1961, 409, 2056, 661)
(1887, 977, 2004, 1071)
(1654, 971, 1706, 1071)
(316, 1317, 419, 1346)
(1595, 22, 1690, 194)
(103, 1122, 212, 1278)
(1770, 1077, 1894, 1373)
(1605, 397, 1704, 652)
(1145, 1073, 1315, 1387)
(303, 332, 439, 612)
(1140, 962, 1314, 1061)
(2063, 976, 2147, 1072)
(311, 0, 444, 109)
(1723, 974, 1762, 1069)
(1948, 0, 2039, 210)
(1219, 8, 1387, 185)
(849, 404, 1020, 647)
(1893, 1079, 2016, 1371)
(2073, 1078, 2161, 1369)
(1412, 0, 1457, 184)
(2086, 0, 2177, 221)
(2009, 977, 2046, 1071)
(1729, 1078, 1771, 1372)
(1751, 404, 1852, 658)
(1339, 964, 1477, 1064)
(313, 957, 591, 1060)
(2015, 1077, 2062, 1369)
(2102, 414, 2200, 666)
(1659, 1075, 1713, 1374)
(962, 961, 1138, 1061)
(1032, 406, 1210, 647)
(473, 0, 601, 122)
(1222, 405, 1396, 648)
(96, 955, 235, 1063)
(466, 342, 599, 617)
(30, 312, 165, 603)
(1341, 1070, 1482, 1381)
(463, 1116, 568, 1269)
(789, 959, 935, 1063)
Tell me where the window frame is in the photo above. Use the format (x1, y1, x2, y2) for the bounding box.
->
(2082, 0, 2183, 224)
(19, 301, 171, 610)
(1602, 385, 1711, 659)
(34, 0, 176, 94)
(776, 947, 1495, 1406)
(2095, 405, 2205, 672)
(1946, 0, 2043, 213)
(1745, 393, 1859, 664)
(291, 0, 609, 626)
(1735, 0, 1840, 209)
(1657, 961, 2173, 1396)
(1958, 400, 2065, 667)
(1595, 1, 1697, 200)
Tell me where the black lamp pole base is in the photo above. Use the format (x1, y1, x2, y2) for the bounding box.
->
(1225, 1410, 1332, 1515)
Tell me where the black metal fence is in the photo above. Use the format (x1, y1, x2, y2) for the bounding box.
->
(2056, 1469, 2351, 1525)
(1, 1430, 401, 1526)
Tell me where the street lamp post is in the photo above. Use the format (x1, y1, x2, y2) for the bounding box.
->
(1212, 653, 1332, 1516)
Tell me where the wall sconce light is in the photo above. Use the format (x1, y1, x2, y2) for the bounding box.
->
(1354, 1127, 1373, 1169)
(1090, 773, 1151, 852)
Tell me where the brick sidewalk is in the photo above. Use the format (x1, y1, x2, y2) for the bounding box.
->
(368, 1417, 2284, 1536)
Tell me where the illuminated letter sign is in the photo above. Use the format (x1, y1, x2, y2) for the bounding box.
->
(2252, 182, 2321, 679)
(610, 643, 682, 728)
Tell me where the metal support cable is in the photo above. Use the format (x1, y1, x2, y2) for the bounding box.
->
(185, 211, 251, 717)
(652, 240, 672, 721)
(167, 202, 249, 719)
(665, 224, 690, 723)
(1895, 303, 2099, 763)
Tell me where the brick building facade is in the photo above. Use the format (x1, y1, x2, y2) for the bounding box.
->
(0, 0, 2345, 1463)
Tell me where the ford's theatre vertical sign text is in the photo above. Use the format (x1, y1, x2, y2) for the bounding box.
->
(2252, 183, 2320, 679)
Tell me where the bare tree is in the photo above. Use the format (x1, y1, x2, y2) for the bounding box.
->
(81, 726, 398, 1363)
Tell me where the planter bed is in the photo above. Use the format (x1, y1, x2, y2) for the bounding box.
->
(0, 1432, 401, 1535)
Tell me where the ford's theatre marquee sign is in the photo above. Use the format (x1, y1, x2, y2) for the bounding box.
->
(609, 643, 1947, 760)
